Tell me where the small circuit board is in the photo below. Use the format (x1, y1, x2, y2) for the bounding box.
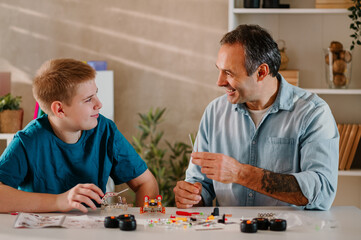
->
(101, 189, 129, 211)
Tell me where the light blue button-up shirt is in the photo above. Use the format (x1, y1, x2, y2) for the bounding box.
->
(185, 75, 339, 210)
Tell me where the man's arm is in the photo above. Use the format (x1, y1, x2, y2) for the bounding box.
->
(0, 182, 104, 213)
(126, 169, 159, 207)
(244, 165, 308, 205)
(191, 152, 308, 206)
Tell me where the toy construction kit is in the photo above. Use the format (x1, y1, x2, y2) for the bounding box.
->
(13, 194, 290, 233)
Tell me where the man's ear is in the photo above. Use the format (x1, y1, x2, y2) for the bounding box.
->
(50, 101, 65, 118)
(256, 64, 270, 81)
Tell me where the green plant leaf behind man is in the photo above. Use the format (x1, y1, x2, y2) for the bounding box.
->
(132, 107, 192, 206)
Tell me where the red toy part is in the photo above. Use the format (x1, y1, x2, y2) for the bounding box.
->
(176, 211, 200, 216)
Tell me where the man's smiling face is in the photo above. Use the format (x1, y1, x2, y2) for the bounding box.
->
(216, 43, 259, 105)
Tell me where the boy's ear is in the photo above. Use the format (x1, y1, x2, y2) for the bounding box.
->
(256, 64, 269, 81)
(50, 101, 65, 118)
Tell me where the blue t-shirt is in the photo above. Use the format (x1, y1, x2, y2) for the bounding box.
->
(0, 114, 147, 194)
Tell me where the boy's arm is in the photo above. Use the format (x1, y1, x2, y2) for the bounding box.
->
(0, 182, 103, 213)
(127, 169, 159, 207)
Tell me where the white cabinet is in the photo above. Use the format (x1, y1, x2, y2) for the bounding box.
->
(228, 0, 361, 208)
(0, 134, 15, 146)
(95, 70, 114, 121)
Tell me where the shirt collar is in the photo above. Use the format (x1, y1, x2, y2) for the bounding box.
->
(233, 73, 294, 113)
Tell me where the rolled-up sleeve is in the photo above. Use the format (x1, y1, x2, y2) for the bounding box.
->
(292, 104, 339, 210)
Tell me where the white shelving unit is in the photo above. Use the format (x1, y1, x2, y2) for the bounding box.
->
(228, 0, 361, 208)
(229, 1, 349, 32)
(305, 89, 361, 95)
(232, 8, 348, 15)
(338, 170, 361, 176)
(0, 133, 15, 146)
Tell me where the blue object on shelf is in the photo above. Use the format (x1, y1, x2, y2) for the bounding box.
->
(87, 61, 107, 71)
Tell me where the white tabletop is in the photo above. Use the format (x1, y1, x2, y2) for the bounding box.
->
(1, 206, 361, 240)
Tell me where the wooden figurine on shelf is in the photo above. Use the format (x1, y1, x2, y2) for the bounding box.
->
(277, 40, 289, 70)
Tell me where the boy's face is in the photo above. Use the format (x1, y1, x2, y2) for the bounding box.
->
(62, 79, 102, 131)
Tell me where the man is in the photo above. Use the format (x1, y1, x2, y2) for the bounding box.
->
(173, 24, 339, 210)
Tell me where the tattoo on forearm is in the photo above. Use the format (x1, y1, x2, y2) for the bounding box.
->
(261, 170, 301, 194)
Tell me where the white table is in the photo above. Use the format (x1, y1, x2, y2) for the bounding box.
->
(1, 206, 360, 240)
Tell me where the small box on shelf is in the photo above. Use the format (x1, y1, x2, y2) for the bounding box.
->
(279, 70, 299, 86)
(315, 0, 353, 8)
(0, 72, 11, 96)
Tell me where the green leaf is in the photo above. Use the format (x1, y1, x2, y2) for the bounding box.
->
(154, 131, 164, 145)
(350, 34, 358, 38)
(0, 93, 22, 112)
(154, 108, 166, 123)
(131, 107, 193, 207)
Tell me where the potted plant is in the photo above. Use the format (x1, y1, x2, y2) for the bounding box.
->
(132, 107, 192, 206)
(348, 0, 361, 51)
(0, 93, 23, 133)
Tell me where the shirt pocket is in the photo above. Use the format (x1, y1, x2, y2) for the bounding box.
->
(262, 137, 295, 173)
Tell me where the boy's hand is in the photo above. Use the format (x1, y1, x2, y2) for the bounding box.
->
(173, 181, 202, 209)
(56, 184, 104, 213)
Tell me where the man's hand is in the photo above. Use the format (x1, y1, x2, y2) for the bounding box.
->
(173, 181, 202, 208)
(191, 152, 242, 184)
(56, 184, 104, 213)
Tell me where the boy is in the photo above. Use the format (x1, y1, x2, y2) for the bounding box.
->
(0, 58, 159, 213)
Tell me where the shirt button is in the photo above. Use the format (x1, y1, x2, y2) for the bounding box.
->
(249, 193, 253, 197)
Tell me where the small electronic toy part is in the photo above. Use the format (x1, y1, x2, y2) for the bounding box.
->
(101, 188, 129, 210)
(118, 214, 136, 231)
(270, 219, 287, 231)
(104, 216, 119, 228)
(257, 212, 276, 219)
(140, 195, 166, 214)
(118, 214, 135, 221)
(176, 211, 200, 216)
(211, 207, 219, 216)
(240, 220, 258, 233)
(253, 218, 270, 230)
(218, 214, 232, 224)
(218, 214, 226, 224)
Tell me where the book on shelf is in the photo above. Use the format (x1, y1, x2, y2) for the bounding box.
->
(337, 123, 344, 152)
(339, 124, 351, 169)
(337, 123, 361, 170)
(340, 124, 358, 170)
(345, 125, 361, 170)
